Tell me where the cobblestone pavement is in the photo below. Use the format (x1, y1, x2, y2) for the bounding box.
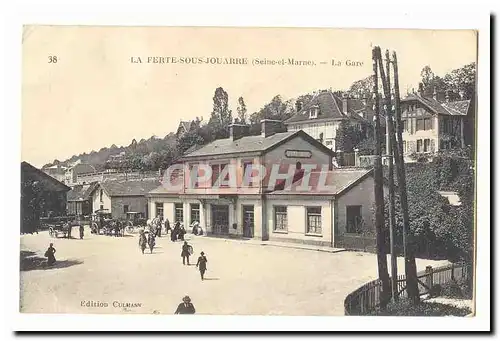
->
(19, 228, 448, 316)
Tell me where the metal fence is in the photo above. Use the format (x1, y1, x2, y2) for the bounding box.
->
(344, 262, 471, 315)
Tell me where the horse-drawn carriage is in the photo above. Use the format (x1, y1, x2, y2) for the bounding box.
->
(41, 216, 75, 238)
(124, 212, 147, 234)
(90, 209, 124, 236)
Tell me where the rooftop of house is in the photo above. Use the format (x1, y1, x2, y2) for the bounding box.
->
(285, 90, 373, 124)
(402, 93, 471, 116)
(67, 163, 97, 175)
(67, 182, 99, 201)
(99, 179, 161, 197)
(180, 131, 294, 158)
(21, 161, 71, 192)
(178, 120, 194, 134)
(267, 167, 373, 196)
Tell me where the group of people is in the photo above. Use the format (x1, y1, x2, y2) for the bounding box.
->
(138, 229, 156, 254)
(65, 220, 85, 240)
(180, 241, 208, 281)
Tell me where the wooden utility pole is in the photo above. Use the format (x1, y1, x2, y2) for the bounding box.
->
(371, 47, 391, 308)
(377, 48, 398, 301)
(391, 51, 420, 304)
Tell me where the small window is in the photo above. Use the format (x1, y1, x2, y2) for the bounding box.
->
(402, 120, 408, 132)
(123, 205, 129, 214)
(274, 206, 288, 232)
(190, 203, 200, 225)
(306, 207, 322, 235)
(346, 205, 363, 234)
(243, 162, 253, 186)
(326, 140, 333, 146)
(417, 139, 423, 152)
(424, 139, 431, 152)
(424, 118, 433, 130)
(155, 202, 164, 218)
(174, 203, 184, 224)
(416, 119, 425, 131)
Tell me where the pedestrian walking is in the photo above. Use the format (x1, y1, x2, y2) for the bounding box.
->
(138, 230, 147, 254)
(174, 296, 195, 314)
(44, 243, 57, 266)
(178, 224, 186, 241)
(147, 232, 156, 254)
(196, 251, 208, 281)
(67, 221, 72, 239)
(79, 223, 84, 240)
(156, 217, 163, 238)
(181, 241, 193, 265)
(165, 218, 171, 235)
(171, 221, 180, 242)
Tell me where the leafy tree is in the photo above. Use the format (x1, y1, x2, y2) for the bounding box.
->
(383, 150, 474, 263)
(208, 87, 233, 139)
(347, 76, 373, 98)
(443, 62, 476, 100)
(236, 96, 248, 124)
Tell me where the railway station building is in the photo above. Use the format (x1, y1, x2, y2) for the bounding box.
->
(147, 120, 379, 250)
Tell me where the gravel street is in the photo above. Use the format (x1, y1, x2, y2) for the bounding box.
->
(20, 228, 448, 316)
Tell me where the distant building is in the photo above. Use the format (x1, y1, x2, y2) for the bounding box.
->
(21, 162, 71, 233)
(176, 120, 196, 138)
(66, 182, 99, 217)
(65, 163, 97, 186)
(42, 164, 67, 183)
(88, 179, 161, 220)
(285, 90, 374, 151)
(400, 88, 474, 159)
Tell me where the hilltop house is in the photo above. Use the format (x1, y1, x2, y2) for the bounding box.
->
(147, 120, 379, 251)
(400, 88, 474, 159)
(88, 179, 161, 220)
(176, 120, 196, 138)
(65, 162, 97, 186)
(42, 164, 67, 183)
(285, 90, 375, 151)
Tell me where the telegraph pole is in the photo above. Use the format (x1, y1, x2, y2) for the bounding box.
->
(377, 48, 398, 301)
(371, 47, 391, 308)
(391, 51, 420, 304)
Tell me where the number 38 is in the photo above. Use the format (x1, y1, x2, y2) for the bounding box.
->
(48, 56, 58, 63)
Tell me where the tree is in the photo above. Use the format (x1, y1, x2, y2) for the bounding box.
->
(334, 120, 368, 152)
(208, 87, 233, 139)
(236, 96, 248, 124)
(347, 76, 374, 98)
(443, 62, 476, 100)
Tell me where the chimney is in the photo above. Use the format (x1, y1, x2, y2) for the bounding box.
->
(229, 123, 250, 141)
(433, 88, 438, 101)
(459, 90, 465, 100)
(342, 93, 349, 114)
(295, 100, 303, 113)
(261, 119, 285, 138)
(417, 82, 424, 97)
(445, 90, 451, 103)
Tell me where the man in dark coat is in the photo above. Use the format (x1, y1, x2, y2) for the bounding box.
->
(181, 241, 192, 265)
(196, 251, 208, 281)
(165, 218, 171, 235)
(79, 223, 84, 240)
(174, 296, 195, 314)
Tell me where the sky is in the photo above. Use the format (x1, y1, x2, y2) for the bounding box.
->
(21, 26, 477, 167)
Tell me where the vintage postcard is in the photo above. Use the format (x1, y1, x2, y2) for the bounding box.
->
(19, 25, 481, 328)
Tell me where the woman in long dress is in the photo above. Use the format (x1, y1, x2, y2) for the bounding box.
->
(45, 243, 56, 266)
(138, 231, 147, 254)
